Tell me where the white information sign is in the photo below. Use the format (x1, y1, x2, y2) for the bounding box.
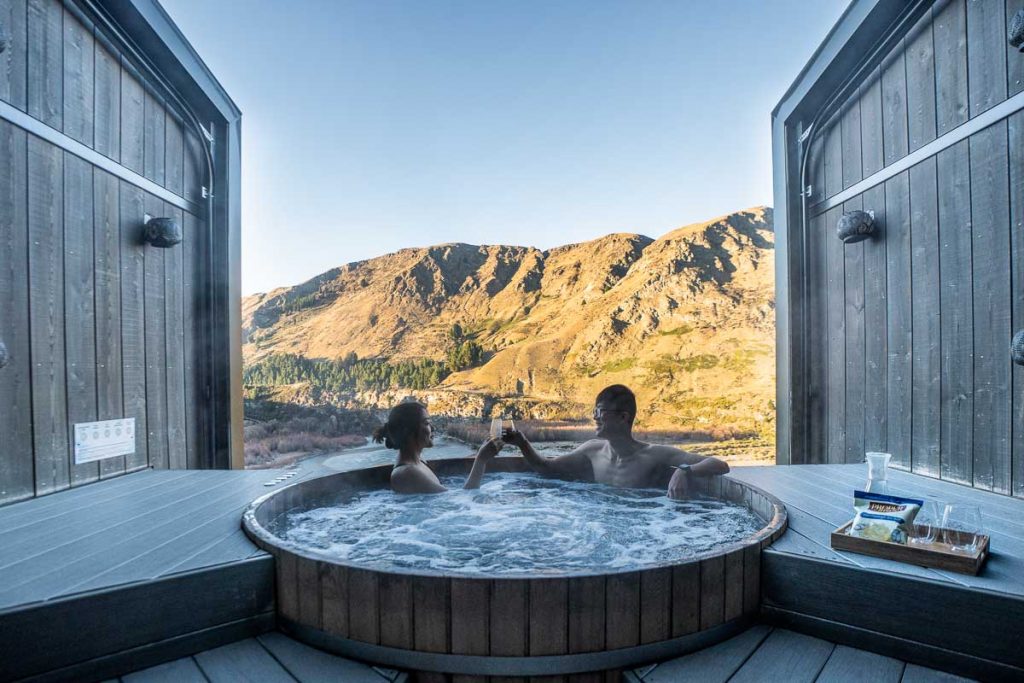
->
(74, 418, 136, 464)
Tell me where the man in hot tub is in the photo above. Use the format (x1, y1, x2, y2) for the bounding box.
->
(503, 384, 729, 499)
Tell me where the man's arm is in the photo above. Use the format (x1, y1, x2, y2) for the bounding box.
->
(504, 430, 595, 481)
(659, 447, 729, 500)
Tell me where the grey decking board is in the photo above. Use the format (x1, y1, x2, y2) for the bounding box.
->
(729, 628, 835, 683)
(168, 528, 260, 575)
(122, 656, 208, 683)
(0, 472, 240, 597)
(35, 473, 281, 597)
(0, 470, 212, 563)
(193, 638, 297, 683)
(816, 644, 905, 683)
(258, 631, 388, 683)
(900, 663, 976, 683)
(67, 471, 298, 590)
(0, 471, 286, 607)
(0, 469, 177, 525)
(641, 624, 772, 683)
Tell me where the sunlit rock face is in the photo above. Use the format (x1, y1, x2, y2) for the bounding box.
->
(242, 207, 775, 432)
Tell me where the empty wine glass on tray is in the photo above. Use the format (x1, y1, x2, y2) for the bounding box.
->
(942, 504, 982, 553)
(909, 499, 944, 546)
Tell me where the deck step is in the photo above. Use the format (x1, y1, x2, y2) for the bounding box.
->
(761, 549, 1024, 682)
(0, 556, 274, 682)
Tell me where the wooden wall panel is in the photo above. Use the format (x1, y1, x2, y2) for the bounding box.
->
(27, 135, 68, 495)
(61, 6, 94, 147)
(933, 0, 968, 136)
(64, 153, 99, 486)
(840, 97, 862, 189)
(969, 122, 1012, 493)
(860, 67, 884, 177)
(966, 0, 1007, 117)
(937, 140, 973, 486)
(0, 121, 33, 504)
(119, 181, 149, 472)
(165, 203, 188, 469)
(94, 169, 125, 479)
(806, 213, 827, 464)
(1011, 111, 1024, 497)
(825, 205, 846, 463)
(143, 192, 168, 469)
(843, 196, 865, 464)
(909, 158, 940, 477)
(27, 0, 62, 130)
(120, 68, 145, 175)
(0, 0, 28, 111)
(862, 184, 888, 455)
(884, 172, 912, 470)
(881, 47, 908, 168)
(93, 40, 120, 160)
(183, 212, 203, 468)
(142, 90, 165, 185)
(905, 11, 936, 152)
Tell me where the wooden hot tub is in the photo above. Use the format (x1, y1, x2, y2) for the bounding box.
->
(242, 458, 786, 678)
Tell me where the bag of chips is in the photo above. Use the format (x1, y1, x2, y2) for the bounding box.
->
(849, 491, 923, 544)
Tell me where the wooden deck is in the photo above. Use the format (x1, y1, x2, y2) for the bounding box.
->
(1, 461, 1021, 681)
(114, 626, 970, 683)
(0, 468, 313, 682)
(728, 464, 1024, 680)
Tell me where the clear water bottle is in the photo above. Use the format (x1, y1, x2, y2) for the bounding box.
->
(864, 452, 891, 494)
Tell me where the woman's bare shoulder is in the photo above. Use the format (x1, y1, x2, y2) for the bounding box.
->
(391, 462, 446, 494)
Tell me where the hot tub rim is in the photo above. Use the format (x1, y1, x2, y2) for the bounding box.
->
(241, 458, 788, 580)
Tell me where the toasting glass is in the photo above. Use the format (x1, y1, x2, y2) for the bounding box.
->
(908, 500, 944, 546)
(942, 504, 982, 553)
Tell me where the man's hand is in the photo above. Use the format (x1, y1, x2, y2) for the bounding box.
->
(476, 437, 504, 462)
(667, 467, 691, 500)
(502, 428, 528, 449)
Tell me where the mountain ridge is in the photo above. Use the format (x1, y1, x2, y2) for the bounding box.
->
(243, 206, 775, 433)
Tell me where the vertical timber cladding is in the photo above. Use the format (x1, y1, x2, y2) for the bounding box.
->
(796, 0, 1023, 495)
(0, 0, 213, 504)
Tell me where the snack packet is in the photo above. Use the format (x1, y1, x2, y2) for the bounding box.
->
(849, 491, 923, 544)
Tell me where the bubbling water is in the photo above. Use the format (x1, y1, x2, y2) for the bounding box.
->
(273, 472, 764, 575)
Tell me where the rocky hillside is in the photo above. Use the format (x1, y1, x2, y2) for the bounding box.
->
(243, 207, 776, 434)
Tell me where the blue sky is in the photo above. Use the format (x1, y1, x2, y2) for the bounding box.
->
(160, 0, 848, 295)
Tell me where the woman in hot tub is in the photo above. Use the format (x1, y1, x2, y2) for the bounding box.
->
(373, 401, 501, 494)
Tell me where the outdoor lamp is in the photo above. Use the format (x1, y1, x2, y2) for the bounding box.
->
(836, 209, 875, 244)
(143, 215, 182, 248)
(1012, 330, 1024, 366)
(1010, 8, 1024, 51)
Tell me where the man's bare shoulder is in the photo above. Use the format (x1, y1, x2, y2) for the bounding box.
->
(641, 443, 697, 462)
(574, 439, 607, 456)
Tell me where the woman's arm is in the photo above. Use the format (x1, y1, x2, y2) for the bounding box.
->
(464, 438, 502, 489)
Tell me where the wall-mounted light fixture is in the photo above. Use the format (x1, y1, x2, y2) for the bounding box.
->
(836, 209, 876, 244)
(1010, 8, 1024, 51)
(143, 215, 182, 248)
(1013, 330, 1024, 366)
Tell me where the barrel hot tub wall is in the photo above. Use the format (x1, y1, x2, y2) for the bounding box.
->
(243, 459, 787, 680)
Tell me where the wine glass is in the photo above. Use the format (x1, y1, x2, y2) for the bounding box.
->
(908, 500, 944, 546)
(489, 417, 503, 440)
(942, 504, 982, 553)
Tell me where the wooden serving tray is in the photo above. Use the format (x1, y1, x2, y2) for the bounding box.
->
(830, 521, 990, 575)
